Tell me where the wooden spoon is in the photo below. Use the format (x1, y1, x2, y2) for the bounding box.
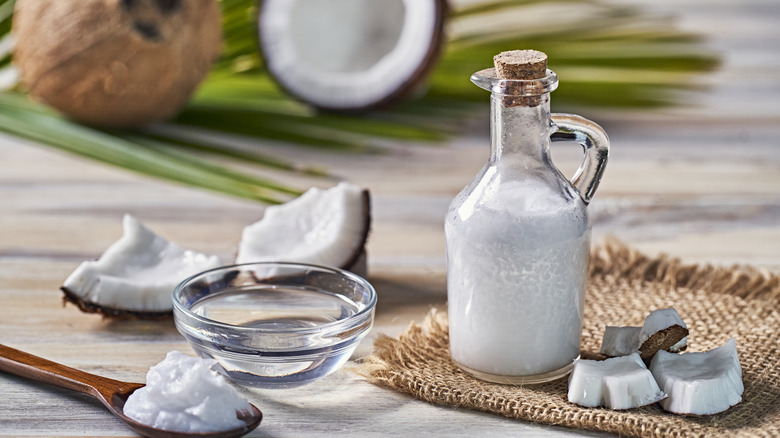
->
(0, 344, 262, 438)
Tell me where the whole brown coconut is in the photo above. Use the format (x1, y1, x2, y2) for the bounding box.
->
(13, 0, 222, 128)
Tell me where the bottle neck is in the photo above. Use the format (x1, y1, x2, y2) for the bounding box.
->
(489, 93, 551, 165)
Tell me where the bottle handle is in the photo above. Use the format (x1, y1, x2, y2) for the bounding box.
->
(550, 113, 609, 205)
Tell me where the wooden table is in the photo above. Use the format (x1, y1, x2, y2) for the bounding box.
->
(1, 0, 778, 436)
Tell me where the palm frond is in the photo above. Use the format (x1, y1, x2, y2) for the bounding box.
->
(0, 0, 718, 203)
(0, 92, 296, 203)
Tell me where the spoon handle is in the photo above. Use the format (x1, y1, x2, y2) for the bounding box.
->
(0, 343, 140, 401)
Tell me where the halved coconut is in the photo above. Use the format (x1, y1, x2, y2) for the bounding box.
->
(568, 353, 667, 410)
(638, 308, 689, 360)
(235, 182, 371, 275)
(650, 339, 744, 415)
(257, 0, 447, 111)
(62, 215, 222, 319)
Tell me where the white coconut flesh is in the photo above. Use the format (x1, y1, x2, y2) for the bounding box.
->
(235, 182, 370, 270)
(638, 308, 689, 359)
(258, 0, 445, 111)
(600, 326, 641, 357)
(568, 353, 667, 410)
(62, 215, 222, 314)
(650, 339, 744, 415)
(601, 308, 689, 359)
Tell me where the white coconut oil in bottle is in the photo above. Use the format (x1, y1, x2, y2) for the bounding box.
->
(445, 50, 609, 384)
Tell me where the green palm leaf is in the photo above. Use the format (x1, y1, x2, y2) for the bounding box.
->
(0, 0, 717, 203)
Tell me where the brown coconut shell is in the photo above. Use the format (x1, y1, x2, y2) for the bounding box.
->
(61, 286, 173, 320)
(13, 0, 222, 128)
(339, 189, 372, 277)
(639, 324, 689, 360)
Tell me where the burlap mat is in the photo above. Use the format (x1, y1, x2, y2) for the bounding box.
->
(358, 241, 780, 437)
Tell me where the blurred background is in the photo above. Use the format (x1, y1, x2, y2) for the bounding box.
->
(1, 0, 778, 269)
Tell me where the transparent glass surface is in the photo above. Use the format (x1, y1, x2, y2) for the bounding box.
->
(173, 263, 376, 388)
(445, 68, 608, 384)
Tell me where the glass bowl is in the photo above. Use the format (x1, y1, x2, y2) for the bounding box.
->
(172, 262, 377, 388)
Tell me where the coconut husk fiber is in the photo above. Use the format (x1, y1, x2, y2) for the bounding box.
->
(358, 240, 780, 437)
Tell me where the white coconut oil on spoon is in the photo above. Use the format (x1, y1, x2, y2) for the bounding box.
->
(0, 344, 262, 438)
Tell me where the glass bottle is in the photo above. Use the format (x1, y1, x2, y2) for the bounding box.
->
(445, 55, 609, 384)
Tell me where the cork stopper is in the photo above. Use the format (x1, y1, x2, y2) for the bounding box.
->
(492, 50, 548, 107)
(493, 50, 548, 80)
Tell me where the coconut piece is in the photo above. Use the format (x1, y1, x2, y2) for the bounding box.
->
(650, 339, 743, 415)
(638, 308, 689, 360)
(235, 182, 371, 275)
(568, 353, 666, 410)
(600, 308, 689, 359)
(13, 0, 221, 128)
(257, 0, 446, 112)
(669, 336, 688, 353)
(62, 215, 222, 318)
(600, 326, 641, 357)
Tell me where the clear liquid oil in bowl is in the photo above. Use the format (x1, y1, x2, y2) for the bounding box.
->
(188, 285, 365, 388)
(190, 286, 360, 329)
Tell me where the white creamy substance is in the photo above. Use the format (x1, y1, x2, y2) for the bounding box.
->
(446, 176, 590, 378)
(124, 351, 252, 433)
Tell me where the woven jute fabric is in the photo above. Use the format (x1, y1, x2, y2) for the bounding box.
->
(358, 241, 780, 437)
